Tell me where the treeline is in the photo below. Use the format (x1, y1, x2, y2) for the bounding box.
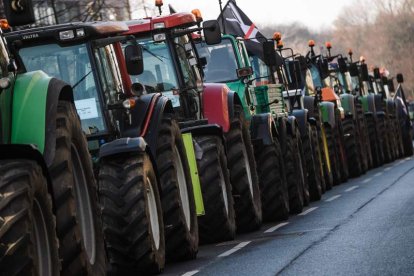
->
(260, 0, 414, 101)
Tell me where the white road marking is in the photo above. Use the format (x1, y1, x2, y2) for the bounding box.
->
(384, 167, 392, 171)
(264, 222, 289, 233)
(325, 195, 341, 202)
(218, 241, 251, 257)
(374, 172, 383, 177)
(405, 157, 411, 161)
(299, 207, 318, 216)
(362, 177, 372, 183)
(345, 185, 359, 192)
(182, 271, 199, 276)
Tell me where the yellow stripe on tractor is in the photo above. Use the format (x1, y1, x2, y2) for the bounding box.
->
(182, 133, 205, 216)
(321, 126, 332, 173)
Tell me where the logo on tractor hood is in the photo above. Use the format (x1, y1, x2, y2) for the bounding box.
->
(22, 33, 39, 40)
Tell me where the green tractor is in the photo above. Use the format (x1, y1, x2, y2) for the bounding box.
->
(0, 2, 106, 275)
(5, 22, 173, 273)
(196, 32, 305, 215)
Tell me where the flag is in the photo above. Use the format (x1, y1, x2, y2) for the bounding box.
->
(217, 0, 282, 64)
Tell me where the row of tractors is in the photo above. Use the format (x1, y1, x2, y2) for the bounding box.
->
(0, 1, 412, 275)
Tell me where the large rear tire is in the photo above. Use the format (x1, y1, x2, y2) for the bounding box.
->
(302, 125, 322, 201)
(226, 106, 262, 233)
(366, 115, 382, 167)
(343, 118, 362, 178)
(195, 135, 236, 244)
(156, 115, 198, 261)
(0, 160, 59, 276)
(285, 130, 305, 214)
(49, 101, 105, 275)
(255, 139, 290, 222)
(99, 153, 165, 275)
(325, 125, 341, 185)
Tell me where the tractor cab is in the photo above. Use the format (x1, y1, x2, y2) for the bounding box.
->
(5, 22, 138, 152)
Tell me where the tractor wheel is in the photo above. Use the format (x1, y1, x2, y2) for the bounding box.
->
(195, 135, 236, 244)
(99, 152, 165, 275)
(0, 160, 59, 276)
(319, 127, 333, 191)
(285, 130, 305, 214)
(226, 106, 262, 233)
(366, 115, 382, 167)
(49, 101, 105, 275)
(396, 118, 405, 158)
(255, 138, 290, 222)
(302, 125, 322, 201)
(336, 120, 349, 183)
(401, 120, 414, 157)
(156, 115, 198, 261)
(343, 118, 362, 178)
(325, 125, 341, 185)
(378, 116, 392, 163)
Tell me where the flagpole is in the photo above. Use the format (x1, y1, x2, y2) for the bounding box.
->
(219, 0, 226, 34)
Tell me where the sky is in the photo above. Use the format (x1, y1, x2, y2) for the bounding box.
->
(137, 0, 353, 31)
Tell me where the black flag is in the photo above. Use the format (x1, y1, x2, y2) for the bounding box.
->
(218, 0, 281, 64)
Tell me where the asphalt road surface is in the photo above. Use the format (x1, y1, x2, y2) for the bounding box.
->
(164, 155, 414, 276)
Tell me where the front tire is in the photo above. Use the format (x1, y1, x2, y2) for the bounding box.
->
(302, 125, 322, 201)
(49, 101, 105, 275)
(0, 160, 60, 276)
(343, 118, 362, 178)
(195, 135, 236, 244)
(99, 152, 165, 275)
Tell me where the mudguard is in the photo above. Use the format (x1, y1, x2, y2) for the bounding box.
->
(121, 93, 174, 158)
(304, 96, 316, 118)
(181, 123, 223, 139)
(250, 113, 278, 146)
(99, 137, 147, 158)
(202, 83, 243, 133)
(361, 94, 376, 113)
(286, 115, 298, 137)
(340, 94, 356, 119)
(319, 101, 335, 128)
(11, 71, 73, 167)
(292, 109, 308, 137)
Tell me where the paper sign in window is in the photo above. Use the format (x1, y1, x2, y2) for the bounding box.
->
(75, 98, 99, 120)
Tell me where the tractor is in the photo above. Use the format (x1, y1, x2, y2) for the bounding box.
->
(5, 21, 177, 274)
(0, 2, 106, 275)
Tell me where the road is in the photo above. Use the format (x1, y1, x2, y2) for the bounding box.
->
(164, 155, 414, 276)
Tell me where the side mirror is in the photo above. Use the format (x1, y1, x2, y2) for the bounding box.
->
(125, 44, 144, 76)
(203, 20, 221, 45)
(337, 57, 348, 73)
(387, 79, 395, 92)
(360, 64, 369, 82)
(349, 63, 359, 77)
(3, 0, 35, 26)
(373, 67, 381, 79)
(236, 66, 253, 78)
(263, 41, 277, 66)
(397, 73, 404, 83)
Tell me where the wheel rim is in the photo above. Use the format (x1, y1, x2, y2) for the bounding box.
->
(71, 144, 96, 264)
(146, 176, 161, 250)
(173, 146, 191, 230)
(33, 199, 53, 276)
(242, 145, 254, 197)
(219, 171, 229, 215)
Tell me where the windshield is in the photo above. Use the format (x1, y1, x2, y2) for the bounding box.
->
(19, 43, 106, 135)
(128, 38, 178, 93)
(196, 38, 238, 83)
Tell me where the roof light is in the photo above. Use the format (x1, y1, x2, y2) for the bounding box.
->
(191, 9, 203, 22)
(348, 48, 353, 55)
(277, 40, 284, 49)
(155, 0, 163, 7)
(273, 32, 282, 41)
(360, 56, 365, 63)
(0, 19, 10, 30)
(325, 41, 332, 49)
(153, 22, 165, 29)
(308, 40, 315, 47)
(153, 33, 166, 42)
(59, 30, 75, 40)
(76, 28, 85, 37)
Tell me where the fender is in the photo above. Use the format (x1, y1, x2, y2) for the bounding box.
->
(292, 109, 308, 137)
(120, 94, 174, 157)
(181, 123, 224, 140)
(319, 101, 335, 128)
(304, 96, 316, 118)
(250, 113, 277, 146)
(361, 94, 376, 113)
(202, 83, 243, 133)
(287, 115, 298, 137)
(340, 94, 356, 119)
(11, 71, 73, 167)
(395, 97, 408, 120)
(99, 137, 147, 158)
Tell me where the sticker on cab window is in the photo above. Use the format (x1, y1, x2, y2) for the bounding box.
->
(75, 98, 99, 120)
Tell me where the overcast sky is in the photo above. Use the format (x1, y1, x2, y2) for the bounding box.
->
(145, 0, 353, 30)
